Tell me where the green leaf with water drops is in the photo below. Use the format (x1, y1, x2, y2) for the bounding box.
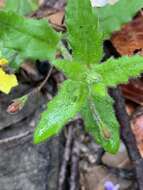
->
(81, 91, 120, 154)
(0, 11, 60, 62)
(34, 79, 86, 144)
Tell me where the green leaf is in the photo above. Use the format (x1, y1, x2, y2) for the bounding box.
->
(94, 55, 143, 87)
(53, 59, 86, 80)
(0, 11, 60, 61)
(66, 0, 103, 65)
(4, 0, 38, 16)
(81, 90, 120, 153)
(34, 80, 86, 144)
(94, 0, 143, 38)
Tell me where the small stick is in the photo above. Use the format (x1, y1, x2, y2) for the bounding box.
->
(58, 125, 74, 190)
(7, 66, 53, 114)
(70, 140, 80, 190)
(110, 87, 143, 190)
(36, 66, 53, 92)
(96, 148, 105, 165)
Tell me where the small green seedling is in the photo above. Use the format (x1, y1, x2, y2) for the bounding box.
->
(34, 0, 143, 153)
(0, 0, 143, 153)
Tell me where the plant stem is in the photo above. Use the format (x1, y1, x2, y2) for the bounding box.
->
(110, 87, 143, 190)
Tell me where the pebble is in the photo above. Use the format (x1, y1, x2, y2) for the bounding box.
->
(102, 143, 131, 169)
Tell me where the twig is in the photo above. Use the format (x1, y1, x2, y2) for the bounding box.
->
(58, 125, 74, 190)
(37, 66, 53, 91)
(110, 87, 143, 190)
(96, 148, 105, 165)
(70, 140, 80, 190)
(7, 66, 53, 115)
(0, 130, 33, 144)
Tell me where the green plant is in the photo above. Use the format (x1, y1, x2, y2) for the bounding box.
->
(34, 0, 143, 153)
(0, 0, 143, 153)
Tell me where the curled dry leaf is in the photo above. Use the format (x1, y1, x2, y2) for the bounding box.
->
(111, 15, 143, 105)
(47, 9, 65, 32)
(48, 10, 65, 26)
(111, 15, 143, 55)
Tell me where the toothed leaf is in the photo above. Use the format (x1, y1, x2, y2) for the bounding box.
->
(34, 80, 86, 144)
(94, 55, 143, 87)
(66, 0, 103, 64)
(0, 11, 60, 61)
(81, 91, 120, 154)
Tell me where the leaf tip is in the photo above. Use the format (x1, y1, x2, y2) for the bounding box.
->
(108, 138, 120, 154)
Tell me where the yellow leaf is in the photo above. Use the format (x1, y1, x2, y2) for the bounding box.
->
(0, 68, 18, 94)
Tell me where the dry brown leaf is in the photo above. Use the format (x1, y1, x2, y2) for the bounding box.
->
(111, 15, 143, 55)
(33, 7, 65, 31)
(111, 15, 143, 105)
(48, 10, 64, 26)
(125, 100, 137, 116)
(120, 78, 143, 105)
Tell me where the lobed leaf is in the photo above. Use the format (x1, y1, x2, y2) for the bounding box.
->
(94, 55, 143, 87)
(34, 80, 86, 144)
(94, 0, 143, 38)
(66, 0, 103, 65)
(0, 11, 60, 61)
